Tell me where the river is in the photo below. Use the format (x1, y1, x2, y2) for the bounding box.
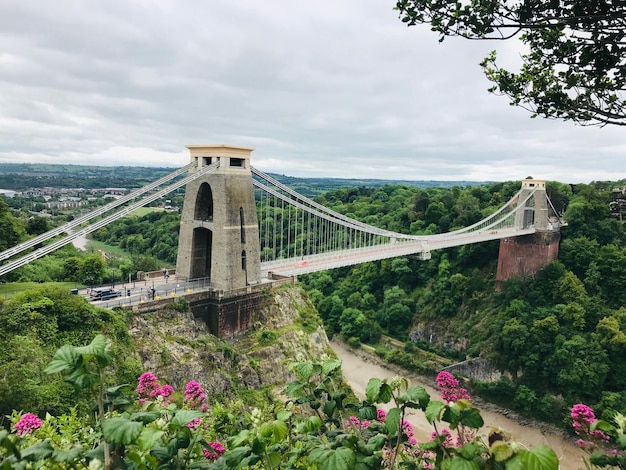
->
(331, 339, 587, 469)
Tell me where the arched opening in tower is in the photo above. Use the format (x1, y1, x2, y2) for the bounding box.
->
(191, 227, 212, 279)
(194, 182, 213, 221)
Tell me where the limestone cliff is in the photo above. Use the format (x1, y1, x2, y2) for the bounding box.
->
(128, 285, 333, 399)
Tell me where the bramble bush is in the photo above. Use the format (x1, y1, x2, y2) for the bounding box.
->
(3, 334, 615, 469)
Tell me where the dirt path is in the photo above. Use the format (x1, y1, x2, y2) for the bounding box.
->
(331, 339, 587, 469)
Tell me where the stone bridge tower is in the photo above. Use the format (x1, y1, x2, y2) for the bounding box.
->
(496, 179, 561, 287)
(176, 145, 261, 291)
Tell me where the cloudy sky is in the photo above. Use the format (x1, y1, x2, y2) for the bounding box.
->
(1, 1, 625, 184)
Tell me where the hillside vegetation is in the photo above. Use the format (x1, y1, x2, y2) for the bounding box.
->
(2, 176, 626, 427)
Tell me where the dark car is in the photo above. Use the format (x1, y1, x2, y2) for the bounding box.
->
(90, 287, 122, 301)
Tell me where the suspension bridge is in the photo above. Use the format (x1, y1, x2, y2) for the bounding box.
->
(0, 145, 564, 294)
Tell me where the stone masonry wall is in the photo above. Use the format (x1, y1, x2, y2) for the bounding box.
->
(495, 232, 560, 287)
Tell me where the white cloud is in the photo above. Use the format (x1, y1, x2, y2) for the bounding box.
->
(0, 0, 624, 184)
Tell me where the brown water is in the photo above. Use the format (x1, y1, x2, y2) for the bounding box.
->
(331, 339, 587, 469)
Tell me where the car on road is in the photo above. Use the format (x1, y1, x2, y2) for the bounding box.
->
(89, 287, 122, 301)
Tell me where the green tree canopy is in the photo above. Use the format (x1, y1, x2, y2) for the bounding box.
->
(395, 0, 626, 126)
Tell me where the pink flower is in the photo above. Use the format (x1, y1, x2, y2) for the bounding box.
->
(203, 441, 225, 460)
(376, 409, 387, 422)
(14, 413, 42, 436)
(576, 439, 594, 450)
(344, 416, 370, 430)
(571, 404, 596, 425)
(186, 417, 202, 429)
(570, 404, 611, 450)
(430, 428, 456, 448)
(402, 420, 414, 438)
(436, 371, 471, 403)
(159, 384, 173, 396)
(184, 380, 207, 409)
(137, 373, 174, 406)
(137, 372, 159, 396)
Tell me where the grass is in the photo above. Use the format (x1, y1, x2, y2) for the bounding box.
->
(87, 240, 132, 258)
(0, 281, 81, 298)
(128, 207, 165, 217)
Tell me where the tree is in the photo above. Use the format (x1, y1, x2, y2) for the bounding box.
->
(395, 0, 626, 126)
(80, 255, 105, 286)
(0, 198, 24, 252)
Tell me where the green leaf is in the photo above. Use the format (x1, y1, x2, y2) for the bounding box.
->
(310, 447, 356, 470)
(85, 443, 105, 462)
(378, 383, 393, 403)
(44, 345, 78, 374)
(459, 407, 484, 429)
(251, 437, 266, 454)
(150, 445, 172, 460)
(0, 429, 18, 457)
(223, 446, 252, 468)
(425, 400, 446, 423)
(102, 418, 143, 445)
(365, 435, 386, 452)
(590, 419, 615, 433)
(52, 446, 83, 463)
(20, 440, 54, 461)
(297, 362, 315, 381)
(365, 378, 382, 403)
(385, 407, 401, 435)
(443, 403, 462, 428)
(65, 367, 99, 389)
(137, 427, 165, 451)
(267, 451, 282, 468)
(321, 359, 342, 376)
(402, 386, 430, 409)
(285, 381, 305, 398)
(442, 456, 480, 470)
(106, 384, 131, 396)
(506, 446, 559, 470)
(74, 334, 107, 357)
(359, 405, 377, 421)
(323, 399, 337, 417)
(171, 410, 204, 427)
(130, 411, 161, 424)
(227, 429, 251, 448)
(276, 409, 292, 422)
(300, 415, 322, 433)
(259, 420, 288, 443)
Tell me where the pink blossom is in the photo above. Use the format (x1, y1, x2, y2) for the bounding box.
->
(137, 372, 159, 396)
(571, 404, 596, 424)
(137, 373, 174, 406)
(14, 413, 42, 436)
(344, 416, 370, 430)
(186, 417, 202, 429)
(402, 420, 414, 438)
(184, 380, 207, 409)
(576, 439, 594, 450)
(570, 404, 611, 451)
(203, 441, 225, 461)
(376, 409, 387, 422)
(431, 428, 456, 448)
(436, 371, 471, 403)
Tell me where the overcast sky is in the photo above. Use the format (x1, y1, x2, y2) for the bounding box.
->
(1, 1, 625, 184)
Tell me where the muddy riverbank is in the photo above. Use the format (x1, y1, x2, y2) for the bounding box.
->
(331, 339, 587, 469)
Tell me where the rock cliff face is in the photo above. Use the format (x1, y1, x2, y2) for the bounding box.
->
(128, 286, 332, 398)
